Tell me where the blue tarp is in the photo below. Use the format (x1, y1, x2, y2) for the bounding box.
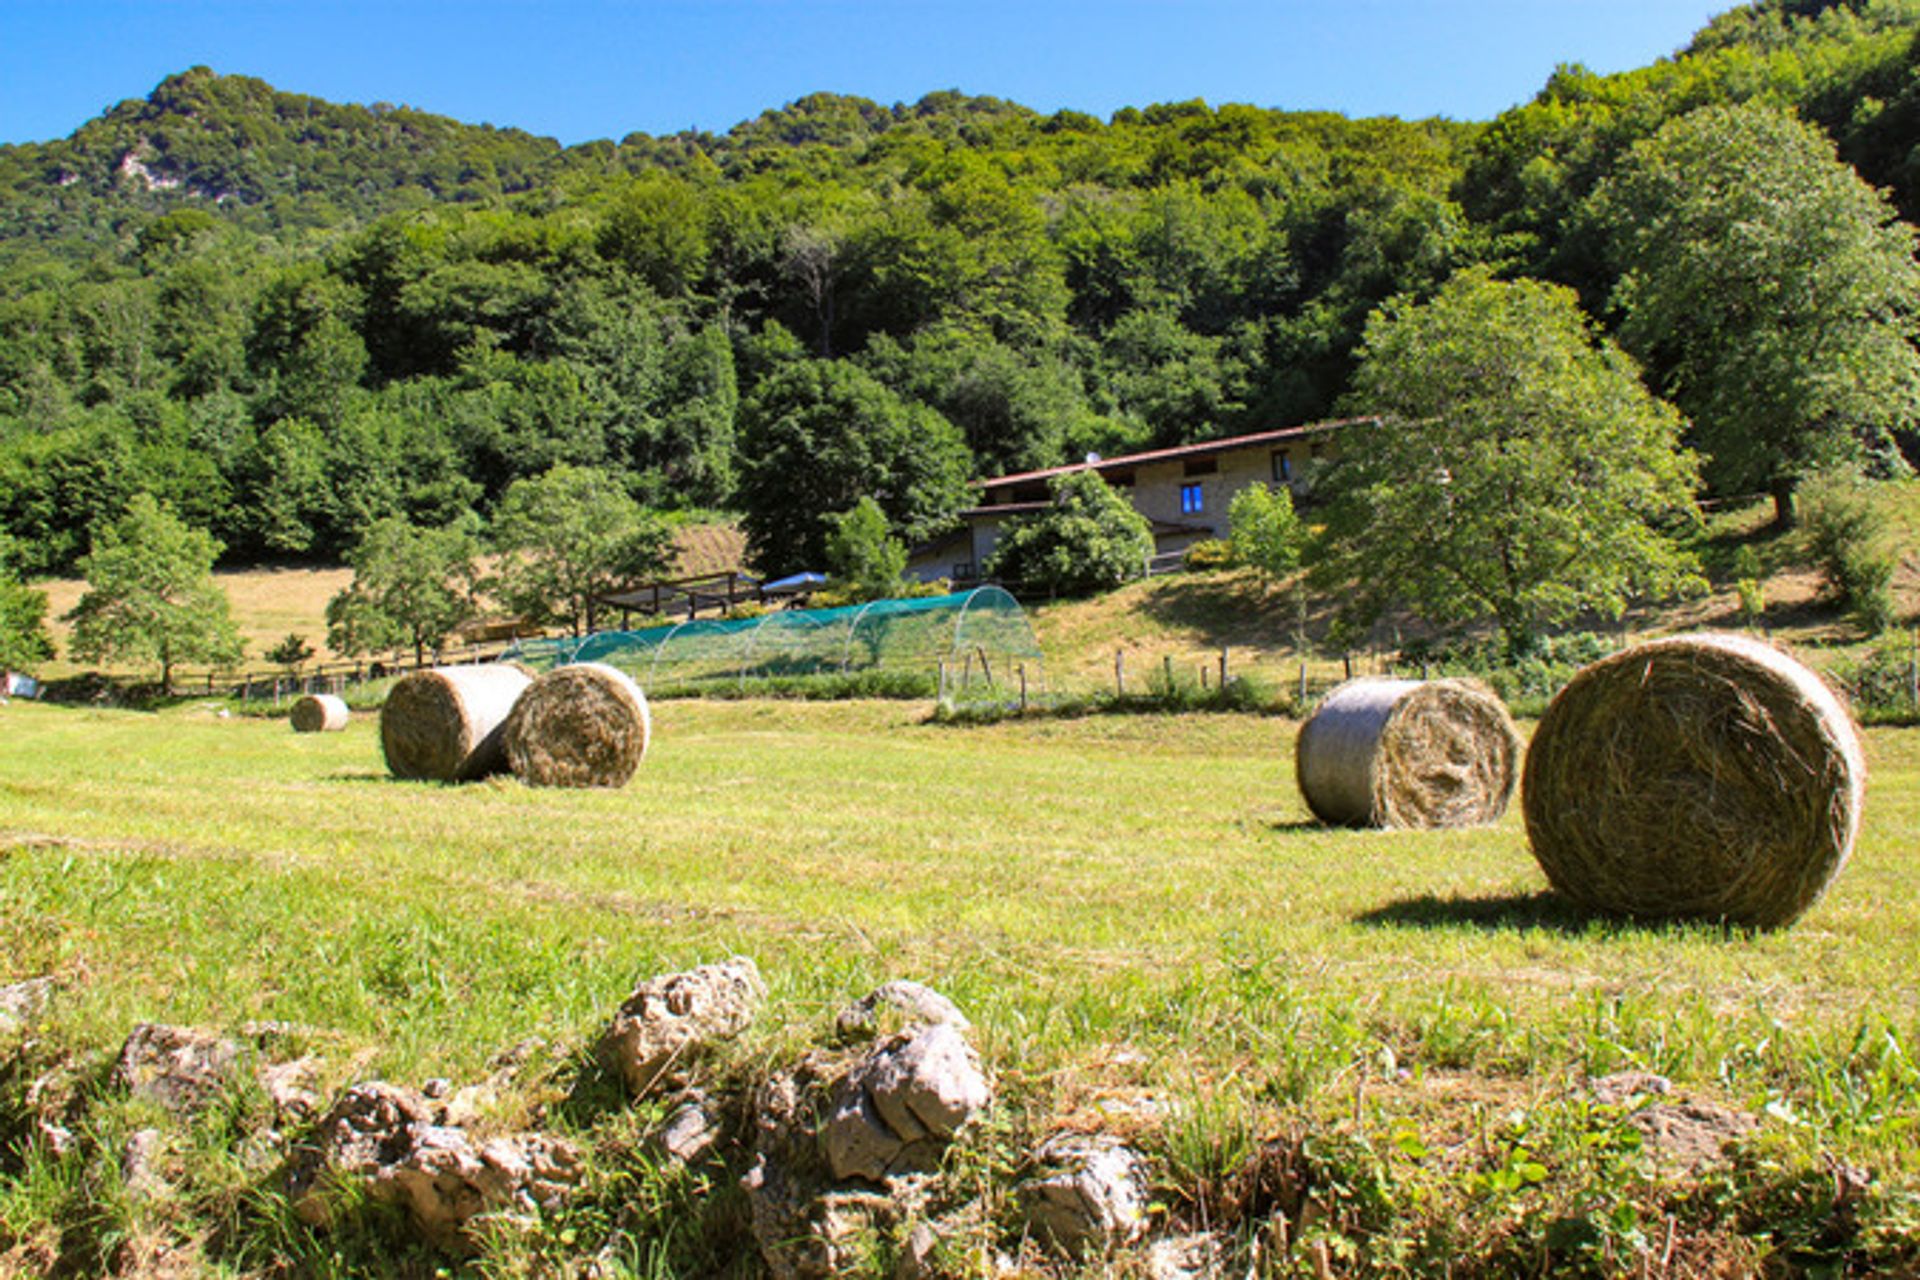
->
(760, 571, 826, 594)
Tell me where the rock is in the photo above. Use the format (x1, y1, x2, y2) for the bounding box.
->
(113, 1024, 242, 1115)
(1020, 1133, 1151, 1255)
(121, 1128, 169, 1202)
(0, 977, 54, 1031)
(285, 1079, 580, 1247)
(825, 1023, 990, 1183)
(285, 1082, 434, 1227)
(895, 1222, 940, 1280)
(656, 1092, 720, 1163)
(599, 957, 765, 1097)
(835, 981, 970, 1041)
(422, 1077, 452, 1100)
(1631, 1100, 1758, 1167)
(1588, 1071, 1672, 1107)
(1146, 1233, 1225, 1280)
(259, 1056, 324, 1123)
(372, 1126, 581, 1253)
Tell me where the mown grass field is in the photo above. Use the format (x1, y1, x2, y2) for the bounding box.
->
(2, 697, 1918, 1275)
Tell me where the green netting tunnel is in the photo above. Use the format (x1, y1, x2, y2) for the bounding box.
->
(502, 586, 1043, 693)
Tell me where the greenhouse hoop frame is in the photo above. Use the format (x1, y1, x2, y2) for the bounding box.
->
(502, 585, 1044, 693)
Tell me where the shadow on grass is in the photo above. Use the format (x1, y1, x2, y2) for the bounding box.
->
(1354, 891, 1706, 937)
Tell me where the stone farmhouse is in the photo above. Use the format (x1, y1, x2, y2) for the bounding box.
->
(906, 418, 1363, 585)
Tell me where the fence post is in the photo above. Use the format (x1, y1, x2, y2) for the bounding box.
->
(1018, 664, 1028, 713)
(1219, 646, 1229, 689)
(1163, 654, 1173, 693)
(1115, 649, 1125, 697)
(977, 647, 994, 689)
(1200, 663, 1209, 691)
(1342, 652, 1353, 680)
(1298, 662, 1308, 707)
(938, 661, 948, 703)
(962, 652, 973, 689)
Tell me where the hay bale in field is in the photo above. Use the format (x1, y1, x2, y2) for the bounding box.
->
(380, 664, 532, 782)
(1523, 632, 1865, 929)
(1295, 677, 1521, 828)
(290, 693, 349, 733)
(503, 662, 651, 788)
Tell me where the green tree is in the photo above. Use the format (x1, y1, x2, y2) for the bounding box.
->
(824, 497, 909, 602)
(736, 360, 971, 577)
(1310, 271, 1702, 657)
(265, 632, 316, 676)
(1586, 102, 1920, 527)
(1227, 483, 1306, 585)
(489, 464, 672, 636)
(65, 494, 243, 693)
(325, 515, 483, 666)
(0, 534, 54, 671)
(983, 470, 1154, 598)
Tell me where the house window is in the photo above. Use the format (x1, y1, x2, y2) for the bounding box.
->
(1181, 482, 1204, 514)
(1272, 450, 1292, 482)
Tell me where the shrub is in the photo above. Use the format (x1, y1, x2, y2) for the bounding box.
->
(984, 471, 1153, 597)
(1184, 539, 1233, 570)
(1800, 473, 1900, 634)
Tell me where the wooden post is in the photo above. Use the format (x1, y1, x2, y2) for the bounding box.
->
(1342, 652, 1353, 680)
(1163, 654, 1173, 693)
(976, 646, 994, 688)
(962, 652, 973, 689)
(1219, 646, 1229, 689)
(1115, 649, 1125, 697)
(1018, 664, 1028, 713)
(1298, 662, 1308, 707)
(938, 661, 948, 703)
(1200, 663, 1209, 691)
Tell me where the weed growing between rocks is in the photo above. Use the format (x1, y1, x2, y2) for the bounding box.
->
(9, 961, 1920, 1277)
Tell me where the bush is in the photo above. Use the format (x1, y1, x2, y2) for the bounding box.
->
(1184, 539, 1233, 570)
(1830, 634, 1919, 722)
(1801, 473, 1901, 633)
(984, 471, 1153, 597)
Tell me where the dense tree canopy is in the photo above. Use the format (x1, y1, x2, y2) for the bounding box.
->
(1309, 271, 1702, 656)
(325, 514, 484, 665)
(1, 3, 1919, 616)
(1586, 101, 1920, 525)
(64, 494, 243, 691)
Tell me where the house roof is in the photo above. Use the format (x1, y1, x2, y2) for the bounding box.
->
(977, 417, 1371, 491)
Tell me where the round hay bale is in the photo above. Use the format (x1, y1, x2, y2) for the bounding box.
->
(380, 664, 532, 782)
(503, 662, 651, 789)
(1295, 677, 1521, 828)
(290, 693, 349, 733)
(1523, 632, 1865, 928)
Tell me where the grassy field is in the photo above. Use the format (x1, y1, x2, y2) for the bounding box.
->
(2, 698, 1918, 1275)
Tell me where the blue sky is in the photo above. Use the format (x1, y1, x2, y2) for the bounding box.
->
(1, 1, 1731, 147)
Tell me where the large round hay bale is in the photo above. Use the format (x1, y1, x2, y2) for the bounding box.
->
(503, 662, 651, 788)
(290, 693, 349, 733)
(380, 664, 532, 782)
(1523, 632, 1865, 928)
(1295, 677, 1521, 828)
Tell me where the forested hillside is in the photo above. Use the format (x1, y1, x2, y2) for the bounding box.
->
(3, 0, 1919, 579)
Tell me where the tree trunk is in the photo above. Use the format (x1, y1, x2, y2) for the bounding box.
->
(1769, 476, 1797, 531)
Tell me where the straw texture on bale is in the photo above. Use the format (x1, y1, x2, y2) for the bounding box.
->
(1295, 677, 1521, 828)
(1523, 632, 1865, 928)
(379, 664, 532, 782)
(290, 693, 349, 733)
(503, 662, 652, 788)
